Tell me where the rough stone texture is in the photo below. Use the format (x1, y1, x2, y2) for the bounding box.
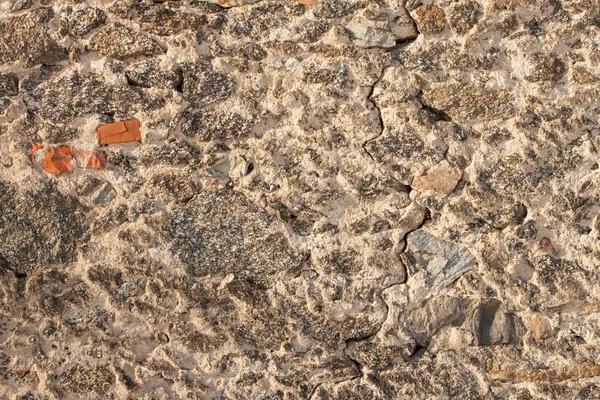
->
(0, 7, 66, 66)
(88, 23, 164, 59)
(1, 0, 600, 398)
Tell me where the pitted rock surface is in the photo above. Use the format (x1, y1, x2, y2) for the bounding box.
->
(1, 0, 600, 399)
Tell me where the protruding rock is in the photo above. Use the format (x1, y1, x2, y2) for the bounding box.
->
(402, 295, 470, 347)
(69, 7, 106, 37)
(346, 6, 418, 49)
(411, 161, 462, 195)
(0, 8, 67, 66)
(168, 189, 300, 279)
(181, 63, 235, 106)
(88, 23, 164, 59)
(472, 299, 523, 346)
(421, 84, 514, 120)
(28, 72, 161, 122)
(447, 0, 481, 34)
(125, 59, 182, 89)
(203, 0, 261, 7)
(0, 181, 89, 274)
(404, 230, 476, 299)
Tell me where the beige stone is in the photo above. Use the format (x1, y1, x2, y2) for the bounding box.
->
(411, 161, 462, 195)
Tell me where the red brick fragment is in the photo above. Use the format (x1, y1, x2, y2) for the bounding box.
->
(28, 143, 44, 162)
(42, 146, 73, 175)
(74, 150, 106, 169)
(96, 119, 142, 145)
(539, 237, 554, 252)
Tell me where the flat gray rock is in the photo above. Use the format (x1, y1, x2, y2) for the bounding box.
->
(405, 230, 476, 292)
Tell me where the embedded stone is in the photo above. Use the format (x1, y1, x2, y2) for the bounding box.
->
(88, 23, 164, 59)
(0, 73, 18, 97)
(404, 230, 476, 294)
(69, 7, 106, 37)
(411, 161, 462, 195)
(0, 8, 67, 66)
(346, 6, 417, 49)
(414, 5, 446, 34)
(421, 84, 514, 120)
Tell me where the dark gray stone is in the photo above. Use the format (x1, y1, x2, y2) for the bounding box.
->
(167, 189, 301, 281)
(0, 8, 67, 66)
(0, 181, 89, 274)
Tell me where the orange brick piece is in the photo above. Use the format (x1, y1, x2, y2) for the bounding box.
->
(96, 119, 142, 145)
(74, 150, 106, 169)
(42, 146, 73, 175)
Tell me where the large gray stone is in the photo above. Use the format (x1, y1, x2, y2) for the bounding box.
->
(404, 230, 476, 295)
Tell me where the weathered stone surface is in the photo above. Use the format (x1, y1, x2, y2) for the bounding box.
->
(0, 181, 89, 274)
(0, 8, 66, 66)
(0, 73, 18, 97)
(414, 5, 446, 34)
(125, 59, 182, 89)
(1, 0, 599, 398)
(181, 63, 236, 106)
(88, 23, 164, 59)
(27, 72, 161, 122)
(412, 161, 462, 195)
(447, 0, 481, 34)
(422, 83, 514, 120)
(167, 189, 300, 279)
(139, 6, 207, 35)
(69, 7, 106, 37)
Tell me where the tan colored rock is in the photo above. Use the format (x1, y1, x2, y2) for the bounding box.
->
(414, 5, 446, 34)
(528, 315, 552, 341)
(411, 161, 462, 195)
(421, 84, 515, 120)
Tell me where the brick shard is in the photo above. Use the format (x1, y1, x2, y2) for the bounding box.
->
(74, 150, 106, 169)
(42, 146, 74, 175)
(96, 119, 142, 145)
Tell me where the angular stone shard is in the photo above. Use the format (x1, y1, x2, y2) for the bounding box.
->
(404, 230, 476, 293)
(346, 6, 417, 49)
(411, 161, 462, 195)
(0, 8, 67, 66)
(97, 119, 142, 145)
(88, 23, 164, 59)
